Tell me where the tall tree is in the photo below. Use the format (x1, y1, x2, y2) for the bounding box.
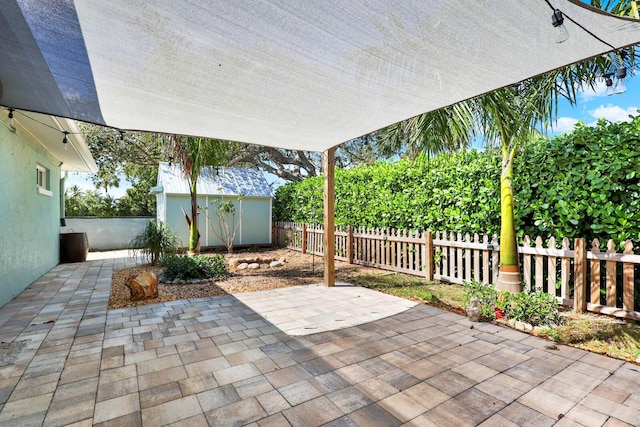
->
(81, 124, 165, 214)
(227, 135, 385, 182)
(168, 136, 229, 254)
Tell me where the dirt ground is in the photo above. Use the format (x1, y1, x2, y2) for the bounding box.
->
(108, 248, 383, 309)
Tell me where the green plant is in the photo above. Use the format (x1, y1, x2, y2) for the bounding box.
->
(129, 220, 180, 265)
(463, 279, 498, 321)
(274, 113, 640, 245)
(160, 254, 228, 280)
(499, 290, 562, 327)
(208, 195, 243, 253)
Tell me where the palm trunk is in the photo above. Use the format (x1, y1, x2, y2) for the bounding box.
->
(189, 181, 200, 254)
(496, 142, 522, 293)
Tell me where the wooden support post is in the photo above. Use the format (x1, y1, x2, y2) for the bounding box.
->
(424, 231, 433, 281)
(574, 238, 587, 313)
(347, 226, 354, 264)
(323, 147, 336, 287)
(301, 223, 307, 254)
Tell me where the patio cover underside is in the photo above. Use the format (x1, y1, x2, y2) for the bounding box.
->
(1, 0, 640, 152)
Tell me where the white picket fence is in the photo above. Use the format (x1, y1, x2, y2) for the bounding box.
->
(273, 222, 640, 321)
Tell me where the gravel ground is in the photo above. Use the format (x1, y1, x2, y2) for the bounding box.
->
(108, 248, 382, 309)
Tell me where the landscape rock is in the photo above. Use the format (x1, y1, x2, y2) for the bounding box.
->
(514, 321, 534, 332)
(248, 263, 260, 270)
(124, 272, 158, 301)
(270, 261, 285, 268)
(237, 263, 249, 270)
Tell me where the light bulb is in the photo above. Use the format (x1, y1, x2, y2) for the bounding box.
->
(605, 76, 614, 96)
(8, 109, 15, 130)
(613, 78, 626, 95)
(63, 132, 68, 151)
(604, 68, 627, 95)
(552, 9, 569, 43)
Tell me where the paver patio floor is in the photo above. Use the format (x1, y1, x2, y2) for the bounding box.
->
(0, 252, 639, 426)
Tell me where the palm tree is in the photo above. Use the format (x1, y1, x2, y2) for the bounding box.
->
(378, 29, 637, 292)
(169, 136, 229, 254)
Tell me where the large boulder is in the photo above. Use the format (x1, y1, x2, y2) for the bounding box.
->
(125, 271, 158, 301)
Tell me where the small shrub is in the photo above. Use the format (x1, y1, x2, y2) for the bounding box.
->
(129, 220, 180, 265)
(463, 279, 498, 320)
(160, 255, 228, 281)
(499, 290, 562, 327)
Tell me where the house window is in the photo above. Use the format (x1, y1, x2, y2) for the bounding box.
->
(36, 165, 52, 196)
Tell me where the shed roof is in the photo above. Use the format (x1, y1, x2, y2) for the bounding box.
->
(157, 163, 273, 198)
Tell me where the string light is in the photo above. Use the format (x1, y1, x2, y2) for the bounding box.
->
(1, 107, 128, 145)
(8, 108, 15, 131)
(610, 67, 627, 95)
(551, 9, 569, 43)
(604, 73, 614, 96)
(544, 1, 630, 95)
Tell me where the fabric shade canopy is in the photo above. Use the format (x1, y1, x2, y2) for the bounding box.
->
(1, 0, 639, 152)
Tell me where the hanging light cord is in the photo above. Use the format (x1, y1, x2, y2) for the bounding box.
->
(4, 107, 82, 135)
(543, 0, 623, 53)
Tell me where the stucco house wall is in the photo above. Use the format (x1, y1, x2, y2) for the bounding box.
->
(0, 125, 62, 307)
(0, 112, 97, 308)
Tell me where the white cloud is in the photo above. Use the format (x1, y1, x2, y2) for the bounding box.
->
(588, 104, 639, 123)
(552, 117, 580, 133)
(578, 80, 608, 102)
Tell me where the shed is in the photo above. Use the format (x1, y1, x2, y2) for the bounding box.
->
(154, 163, 273, 249)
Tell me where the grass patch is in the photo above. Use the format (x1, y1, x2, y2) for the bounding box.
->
(538, 315, 640, 362)
(353, 273, 466, 312)
(354, 271, 640, 364)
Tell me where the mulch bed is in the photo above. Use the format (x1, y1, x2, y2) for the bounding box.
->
(108, 248, 381, 309)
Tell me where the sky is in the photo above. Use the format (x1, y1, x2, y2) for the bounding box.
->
(65, 171, 128, 198)
(551, 73, 639, 135)
(66, 69, 639, 199)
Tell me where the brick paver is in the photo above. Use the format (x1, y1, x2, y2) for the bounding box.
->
(0, 251, 639, 426)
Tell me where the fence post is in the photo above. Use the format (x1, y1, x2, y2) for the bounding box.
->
(590, 239, 600, 304)
(424, 231, 433, 281)
(623, 240, 634, 311)
(574, 237, 587, 313)
(522, 236, 531, 292)
(347, 226, 354, 264)
(491, 235, 499, 284)
(561, 238, 571, 300)
(301, 223, 307, 254)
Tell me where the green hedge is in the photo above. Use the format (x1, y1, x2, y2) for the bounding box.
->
(274, 115, 640, 244)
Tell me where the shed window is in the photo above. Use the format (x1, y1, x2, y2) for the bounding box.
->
(36, 165, 52, 196)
